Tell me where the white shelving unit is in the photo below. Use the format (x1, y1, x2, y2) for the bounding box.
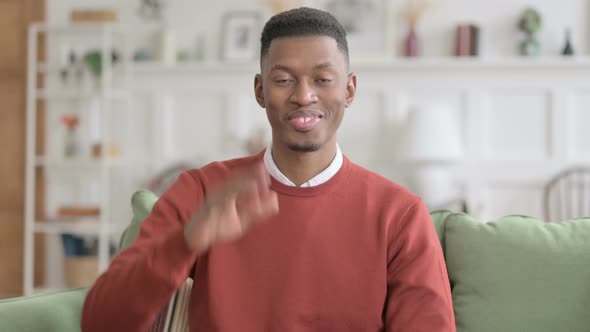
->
(23, 23, 144, 296)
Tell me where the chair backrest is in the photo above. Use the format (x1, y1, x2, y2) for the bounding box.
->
(543, 167, 590, 222)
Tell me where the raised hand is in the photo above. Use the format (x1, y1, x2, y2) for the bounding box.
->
(183, 161, 279, 252)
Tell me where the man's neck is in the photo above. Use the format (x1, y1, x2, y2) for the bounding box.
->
(271, 142, 337, 187)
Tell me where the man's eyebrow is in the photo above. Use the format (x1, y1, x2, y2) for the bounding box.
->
(270, 64, 291, 72)
(314, 62, 335, 69)
(269, 62, 336, 72)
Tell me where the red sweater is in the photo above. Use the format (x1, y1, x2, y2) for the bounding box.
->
(82, 152, 455, 331)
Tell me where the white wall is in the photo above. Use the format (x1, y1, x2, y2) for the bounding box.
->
(128, 60, 590, 219)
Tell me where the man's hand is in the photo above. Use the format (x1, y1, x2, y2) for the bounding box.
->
(183, 161, 279, 252)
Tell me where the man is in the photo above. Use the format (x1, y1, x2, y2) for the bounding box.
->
(82, 7, 455, 331)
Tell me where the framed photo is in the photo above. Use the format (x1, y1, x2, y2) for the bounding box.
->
(220, 12, 263, 62)
(303, 0, 393, 60)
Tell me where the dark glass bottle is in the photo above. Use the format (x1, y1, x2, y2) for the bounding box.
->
(561, 28, 574, 56)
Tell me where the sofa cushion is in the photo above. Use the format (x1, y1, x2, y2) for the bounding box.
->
(444, 213, 590, 332)
(0, 288, 87, 332)
(429, 210, 454, 256)
(119, 189, 158, 250)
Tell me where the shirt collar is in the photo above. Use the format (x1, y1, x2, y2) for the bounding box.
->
(263, 144, 343, 187)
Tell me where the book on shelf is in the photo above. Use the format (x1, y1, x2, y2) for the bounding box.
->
(70, 9, 116, 23)
(455, 24, 480, 57)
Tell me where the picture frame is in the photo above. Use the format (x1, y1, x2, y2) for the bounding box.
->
(220, 12, 263, 62)
(303, 0, 393, 61)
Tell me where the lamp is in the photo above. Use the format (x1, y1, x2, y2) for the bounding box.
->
(401, 103, 464, 207)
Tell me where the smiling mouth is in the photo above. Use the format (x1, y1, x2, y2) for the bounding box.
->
(288, 112, 323, 132)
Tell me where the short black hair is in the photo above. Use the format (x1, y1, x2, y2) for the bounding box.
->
(260, 7, 349, 62)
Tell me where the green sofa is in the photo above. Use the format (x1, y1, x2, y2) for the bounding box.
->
(2, 190, 589, 332)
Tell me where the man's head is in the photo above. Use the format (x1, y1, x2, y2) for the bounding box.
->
(260, 7, 349, 66)
(255, 7, 356, 155)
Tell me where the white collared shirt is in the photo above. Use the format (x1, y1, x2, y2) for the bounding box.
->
(263, 145, 343, 187)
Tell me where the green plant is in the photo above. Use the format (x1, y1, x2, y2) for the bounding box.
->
(518, 8, 542, 34)
(83, 50, 120, 77)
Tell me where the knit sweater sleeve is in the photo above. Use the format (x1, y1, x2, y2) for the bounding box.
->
(81, 171, 203, 332)
(384, 198, 456, 332)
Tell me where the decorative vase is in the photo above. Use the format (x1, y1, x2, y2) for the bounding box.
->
(64, 127, 80, 158)
(518, 8, 542, 57)
(519, 34, 540, 56)
(404, 26, 420, 57)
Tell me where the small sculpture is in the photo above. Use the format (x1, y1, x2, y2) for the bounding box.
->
(518, 8, 542, 56)
(561, 28, 575, 56)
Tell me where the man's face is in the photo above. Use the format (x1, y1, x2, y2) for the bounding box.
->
(255, 35, 356, 153)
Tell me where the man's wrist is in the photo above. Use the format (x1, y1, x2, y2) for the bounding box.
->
(183, 211, 213, 253)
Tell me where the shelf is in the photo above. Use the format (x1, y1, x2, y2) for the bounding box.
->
(131, 56, 590, 74)
(37, 62, 132, 75)
(349, 56, 590, 70)
(132, 61, 259, 74)
(36, 88, 129, 100)
(34, 220, 119, 235)
(35, 156, 132, 169)
(31, 22, 163, 34)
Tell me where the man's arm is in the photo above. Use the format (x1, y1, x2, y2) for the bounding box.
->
(81, 171, 202, 331)
(384, 199, 456, 331)
(81, 161, 279, 331)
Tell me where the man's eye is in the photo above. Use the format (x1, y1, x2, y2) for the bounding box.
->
(317, 78, 332, 84)
(274, 79, 292, 84)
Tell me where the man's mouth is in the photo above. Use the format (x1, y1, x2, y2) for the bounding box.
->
(288, 112, 323, 132)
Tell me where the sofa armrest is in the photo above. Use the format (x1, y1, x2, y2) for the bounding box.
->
(0, 288, 88, 332)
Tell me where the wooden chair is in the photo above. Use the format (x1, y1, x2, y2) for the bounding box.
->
(543, 167, 590, 222)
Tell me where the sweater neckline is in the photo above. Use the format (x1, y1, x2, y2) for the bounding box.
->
(256, 151, 352, 197)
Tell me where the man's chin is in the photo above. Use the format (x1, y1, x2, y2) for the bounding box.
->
(288, 143, 321, 153)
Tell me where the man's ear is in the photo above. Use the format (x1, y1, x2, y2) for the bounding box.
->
(345, 73, 357, 108)
(254, 74, 265, 108)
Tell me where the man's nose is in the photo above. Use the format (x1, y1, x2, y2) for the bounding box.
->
(289, 81, 318, 105)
